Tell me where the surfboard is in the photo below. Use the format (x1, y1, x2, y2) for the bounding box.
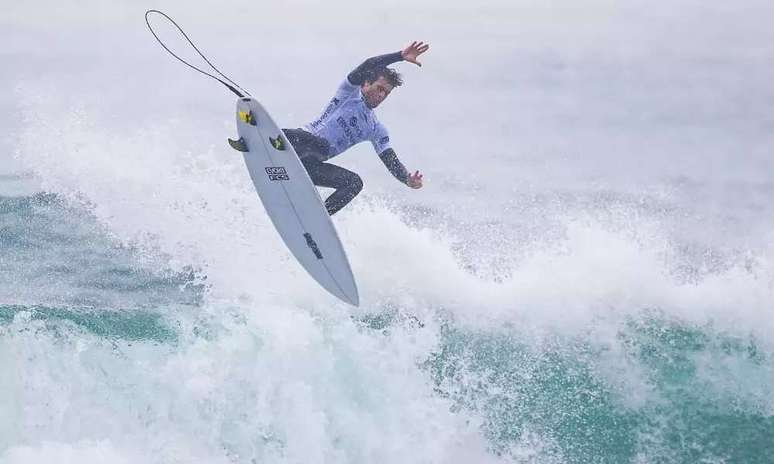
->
(229, 97, 359, 306)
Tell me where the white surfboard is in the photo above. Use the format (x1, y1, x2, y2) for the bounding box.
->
(230, 97, 359, 306)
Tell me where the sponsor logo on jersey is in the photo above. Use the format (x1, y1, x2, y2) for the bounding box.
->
(310, 98, 340, 129)
(265, 166, 289, 181)
(348, 116, 364, 139)
(337, 116, 355, 145)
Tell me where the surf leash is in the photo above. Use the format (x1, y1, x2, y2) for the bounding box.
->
(144, 9, 251, 98)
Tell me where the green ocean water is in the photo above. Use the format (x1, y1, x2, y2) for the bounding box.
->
(2, 191, 772, 463)
(426, 316, 774, 463)
(4, 299, 773, 463)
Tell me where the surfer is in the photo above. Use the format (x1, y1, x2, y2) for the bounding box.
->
(283, 41, 430, 215)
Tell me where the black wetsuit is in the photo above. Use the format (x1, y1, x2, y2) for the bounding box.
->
(283, 52, 410, 216)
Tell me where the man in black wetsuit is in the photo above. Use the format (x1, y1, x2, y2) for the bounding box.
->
(284, 41, 430, 215)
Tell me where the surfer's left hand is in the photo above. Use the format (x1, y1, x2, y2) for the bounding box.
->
(407, 170, 423, 189)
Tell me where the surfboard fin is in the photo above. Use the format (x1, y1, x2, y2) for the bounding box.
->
(228, 137, 248, 152)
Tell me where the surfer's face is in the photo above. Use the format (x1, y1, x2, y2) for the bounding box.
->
(361, 77, 394, 109)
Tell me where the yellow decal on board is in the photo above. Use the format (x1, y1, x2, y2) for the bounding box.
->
(238, 110, 253, 124)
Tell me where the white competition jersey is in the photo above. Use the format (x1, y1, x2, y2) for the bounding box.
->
(304, 79, 392, 160)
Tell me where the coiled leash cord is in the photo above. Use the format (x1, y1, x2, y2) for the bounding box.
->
(145, 9, 251, 98)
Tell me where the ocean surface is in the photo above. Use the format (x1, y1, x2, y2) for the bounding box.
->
(2, 1, 773, 463)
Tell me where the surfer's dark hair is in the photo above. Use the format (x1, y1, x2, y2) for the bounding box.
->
(364, 67, 403, 87)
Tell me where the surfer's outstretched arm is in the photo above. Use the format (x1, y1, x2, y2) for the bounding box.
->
(378, 148, 408, 183)
(347, 52, 404, 85)
(347, 41, 430, 85)
(379, 148, 423, 189)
